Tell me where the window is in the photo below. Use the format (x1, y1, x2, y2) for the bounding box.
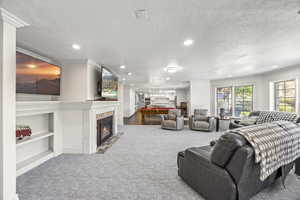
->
(216, 87, 232, 116)
(234, 85, 253, 117)
(274, 80, 296, 113)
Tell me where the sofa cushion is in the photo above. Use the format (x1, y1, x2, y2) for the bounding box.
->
(194, 121, 210, 129)
(162, 120, 176, 128)
(194, 115, 209, 121)
(240, 116, 258, 126)
(168, 114, 177, 121)
(211, 133, 247, 167)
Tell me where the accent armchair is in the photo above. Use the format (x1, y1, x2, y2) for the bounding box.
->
(189, 109, 215, 132)
(161, 109, 184, 130)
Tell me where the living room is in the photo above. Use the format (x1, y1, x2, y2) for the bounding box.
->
(1, 1, 300, 200)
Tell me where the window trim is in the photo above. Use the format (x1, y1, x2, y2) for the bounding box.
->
(215, 86, 233, 116)
(273, 79, 297, 113)
(215, 84, 254, 117)
(234, 85, 254, 117)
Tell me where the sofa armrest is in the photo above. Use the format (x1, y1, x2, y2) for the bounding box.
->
(180, 147, 237, 200)
(208, 117, 215, 130)
(189, 115, 194, 128)
(176, 116, 184, 130)
(229, 121, 244, 129)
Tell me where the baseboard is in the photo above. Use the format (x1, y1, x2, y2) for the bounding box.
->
(63, 147, 83, 154)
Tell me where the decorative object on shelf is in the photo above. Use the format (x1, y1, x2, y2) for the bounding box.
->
(16, 125, 32, 140)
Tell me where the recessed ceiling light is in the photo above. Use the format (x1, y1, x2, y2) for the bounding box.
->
(228, 75, 233, 78)
(164, 64, 183, 73)
(72, 44, 80, 50)
(134, 9, 149, 20)
(183, 39, 194, 46)
(27, 64, 36, 68)
(127, 72, 132, 76)
(120, 65, 126, 69)
(122, 78, 126, 81)
(166, 77, 171, 81)
(271, 65, 279, 69)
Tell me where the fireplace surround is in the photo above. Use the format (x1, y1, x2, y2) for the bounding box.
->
(61, 101, 119, 154)
(97, 112, 113, 147)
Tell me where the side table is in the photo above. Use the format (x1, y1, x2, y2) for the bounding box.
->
(215, 117, 232, 132)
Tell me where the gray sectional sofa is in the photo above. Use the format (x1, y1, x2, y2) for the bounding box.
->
(229, 111, 300, 129)
(177, 132, 295, 200)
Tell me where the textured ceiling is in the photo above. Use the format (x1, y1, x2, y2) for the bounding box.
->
(1, 0, 300, 87)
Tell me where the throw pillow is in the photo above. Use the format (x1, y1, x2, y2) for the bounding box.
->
(168, 114, 177, 121)
(256, 111, 273, 124)
(194, 115, 209, 122)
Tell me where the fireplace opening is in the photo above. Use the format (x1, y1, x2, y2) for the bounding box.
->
(97, 115, 113, 147)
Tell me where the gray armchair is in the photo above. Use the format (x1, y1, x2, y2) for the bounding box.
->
(161, 109, 184, 130)
(189, 109, 215, 132)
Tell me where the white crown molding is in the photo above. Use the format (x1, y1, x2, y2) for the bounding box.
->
(0, 8, 29, 28)
(16, 47, 60, 66)
(87, 59, 100, 68)
(60, 59, 89, 65)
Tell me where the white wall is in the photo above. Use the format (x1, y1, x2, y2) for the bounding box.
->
(176, 88, 188, 107)
(123, 86, 136, 117)
(60, 61, 88, 101)
(117, 82, 124, 125)
(60, 59, 104, 101)
(210, 65, 300, 115)
(189, 80, 211, 114)
(87, 60, 101, 100)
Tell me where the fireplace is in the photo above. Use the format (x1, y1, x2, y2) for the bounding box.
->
(97, 114, 113, 147)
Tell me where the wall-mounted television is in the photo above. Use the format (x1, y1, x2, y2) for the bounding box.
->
(16, 51, 61, 95)
(97, 66, 118, 100)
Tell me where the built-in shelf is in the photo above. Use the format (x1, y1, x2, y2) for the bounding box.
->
(16, 101, 61, 176)
(16, 132, 54, 148)
(16, 150, 54, 176)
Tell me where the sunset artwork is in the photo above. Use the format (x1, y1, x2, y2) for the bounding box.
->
(16, 51, 61, 95)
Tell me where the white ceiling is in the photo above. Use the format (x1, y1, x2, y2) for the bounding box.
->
(2, 0, 300, 88)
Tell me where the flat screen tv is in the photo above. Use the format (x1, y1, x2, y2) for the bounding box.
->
(16, 51, 61, 95)
(97, 67, 118, 100)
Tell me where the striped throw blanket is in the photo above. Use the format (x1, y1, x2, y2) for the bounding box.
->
(231, 121, 300, 181)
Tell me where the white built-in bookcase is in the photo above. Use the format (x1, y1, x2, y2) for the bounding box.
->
(16, 101, 62, 176)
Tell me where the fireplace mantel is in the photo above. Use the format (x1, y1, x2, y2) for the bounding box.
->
(61, 100, 119, 110)
(61, 101, 120, 154)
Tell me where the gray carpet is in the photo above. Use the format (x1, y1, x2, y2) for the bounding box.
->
(17, 125, 300, 200)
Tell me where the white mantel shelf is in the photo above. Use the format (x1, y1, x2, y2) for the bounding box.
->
(60, 100, 120, 110)
(17, 100, 120, 110)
